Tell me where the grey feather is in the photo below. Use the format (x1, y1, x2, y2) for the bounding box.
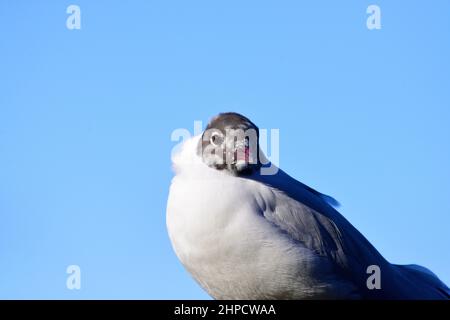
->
(246, 166, 450, 299)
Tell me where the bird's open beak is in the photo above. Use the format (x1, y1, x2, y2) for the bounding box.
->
(235, 146, 250, 163)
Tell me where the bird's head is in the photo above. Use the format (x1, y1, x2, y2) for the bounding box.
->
(197, 112, 262, 176)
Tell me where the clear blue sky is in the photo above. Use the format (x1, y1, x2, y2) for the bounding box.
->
(1, 1, 449, 299)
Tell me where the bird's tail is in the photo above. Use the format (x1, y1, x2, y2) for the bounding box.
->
(394, 264, 450, 299)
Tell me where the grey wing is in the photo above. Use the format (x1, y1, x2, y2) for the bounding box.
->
(249, 168, 393, 297)
(251, 168, 450, 299)
(261, 187, 382, 290)
(264, 194, 346, 262)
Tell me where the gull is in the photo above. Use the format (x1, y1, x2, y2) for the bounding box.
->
(166, 112, 449, 299)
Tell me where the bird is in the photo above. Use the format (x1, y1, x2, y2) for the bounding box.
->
(166, 112, 449, 299)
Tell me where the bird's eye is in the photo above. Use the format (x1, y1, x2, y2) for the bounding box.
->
(210, 132, 224, 146)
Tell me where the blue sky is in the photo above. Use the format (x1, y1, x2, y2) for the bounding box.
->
(0, 1, 449, 299)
